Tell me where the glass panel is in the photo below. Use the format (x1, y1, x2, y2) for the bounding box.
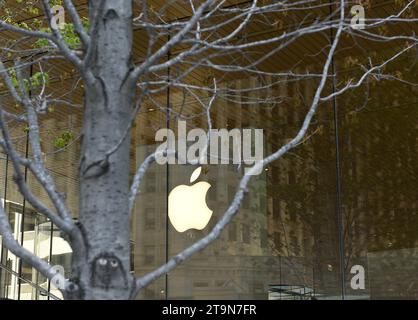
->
(0, 113, 77, 300)
(1, 133, 27, 300)
(19, 206, 39, 300)
(34, 219, 51, 300)
(160, 75, 342, 300)
(0, 152, 7, 299)
(3, 202, 23, 300)
(49, 224, 72, 300)
(339, 52, 418, 299)
(133, 110, 168, 300)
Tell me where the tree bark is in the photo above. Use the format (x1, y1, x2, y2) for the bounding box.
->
(69, 0, 136, 300)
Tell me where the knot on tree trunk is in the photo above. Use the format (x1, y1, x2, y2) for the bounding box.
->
(104, 9, 119, 21)
(90, 252, 129, 290)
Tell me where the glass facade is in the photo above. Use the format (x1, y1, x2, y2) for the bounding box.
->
(0, 1, 417, 301)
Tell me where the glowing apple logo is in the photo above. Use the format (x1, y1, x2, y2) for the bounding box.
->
(168, 167, 213, 232)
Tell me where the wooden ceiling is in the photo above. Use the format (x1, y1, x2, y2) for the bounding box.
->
(0, 1, 416, 130)
(0, 1, 415, 88)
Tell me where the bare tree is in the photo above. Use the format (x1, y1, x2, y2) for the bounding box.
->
(0, 0, 416, 299)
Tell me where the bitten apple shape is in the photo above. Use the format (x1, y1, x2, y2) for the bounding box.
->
(168, 167, 213, 232)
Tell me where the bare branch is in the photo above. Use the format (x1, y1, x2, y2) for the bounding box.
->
(0, 20, 53, 40)
(40, 0, 84, 70)
(0, 110, 74, 234)
(0, 204, 60, 283)
(63, 0, 90, 47)
(130, 0, 222, 81)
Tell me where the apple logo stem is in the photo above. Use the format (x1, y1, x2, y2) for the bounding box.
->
(168, 167, 213, 233)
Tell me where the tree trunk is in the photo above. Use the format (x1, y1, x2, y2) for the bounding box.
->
(69, 0, 136, 300)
